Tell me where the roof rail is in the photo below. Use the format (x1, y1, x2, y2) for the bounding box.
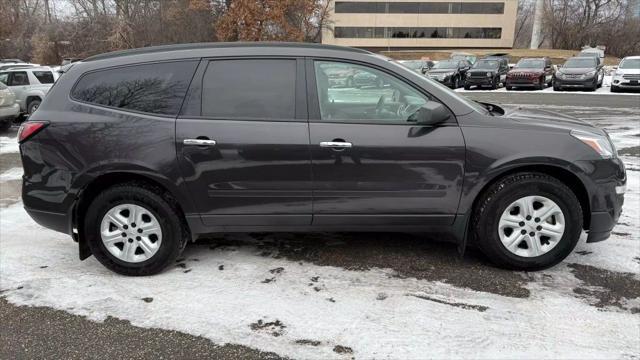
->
(84, 42, 372, 62)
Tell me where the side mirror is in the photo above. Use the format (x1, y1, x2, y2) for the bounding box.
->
(408, 102, 451, 126)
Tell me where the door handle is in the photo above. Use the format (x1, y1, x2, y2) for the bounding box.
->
(320, 141, 352, 148)
(183, 138, 217, 146)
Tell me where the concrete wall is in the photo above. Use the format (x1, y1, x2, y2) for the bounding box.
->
(322, 0, 518, 49)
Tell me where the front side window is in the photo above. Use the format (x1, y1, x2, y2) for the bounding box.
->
(71, 61, 198, 115)
(33, 71, 55, 84)
(9, 72, 29, 86)
(201, 59, 296, 120)
(314, 61, 433, 123)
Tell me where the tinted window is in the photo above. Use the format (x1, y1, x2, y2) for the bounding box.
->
(314, 61, 430, 123)
(72, 61, 197, 115)
(33, 71, 55, 84)
(515, 60, 545, 69)
(202, 59, 296, 119)
(9, 72, 29, 86)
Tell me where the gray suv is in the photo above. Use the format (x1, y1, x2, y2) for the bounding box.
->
(19, 43, 626, 275)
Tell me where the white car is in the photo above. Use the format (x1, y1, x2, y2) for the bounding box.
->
(0, 82, 20, 131)
(611, 56, 640, 92)
(0, 67, 58, 115)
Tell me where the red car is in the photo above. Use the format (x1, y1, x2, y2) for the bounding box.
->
(506, 57, 554, 90)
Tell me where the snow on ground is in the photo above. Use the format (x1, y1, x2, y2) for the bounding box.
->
(0, 167, 23, 182)
(1, 106, 639, 359)
(0, 136, 19, 154)
(456, 76, 640, 96)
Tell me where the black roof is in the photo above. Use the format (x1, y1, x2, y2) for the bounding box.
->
(84, 42, 371, 62)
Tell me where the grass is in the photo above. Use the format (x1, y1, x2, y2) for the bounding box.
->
(382, 48, 621, 65)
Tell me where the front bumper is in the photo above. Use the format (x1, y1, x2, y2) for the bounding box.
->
(466, 77, 494, 86)
(554, 77, 596, 88)
(506, 78, 541, 87)
(579, 157, 626, 243)
(612, 77, 640, 89)
(0, 103, 20, 120)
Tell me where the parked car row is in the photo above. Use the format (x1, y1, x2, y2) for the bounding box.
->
(406, 54, 640, 93)
(0, 63, 59, 131)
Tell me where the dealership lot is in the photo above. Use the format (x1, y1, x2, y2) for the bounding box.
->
(1, 93, 639, 359)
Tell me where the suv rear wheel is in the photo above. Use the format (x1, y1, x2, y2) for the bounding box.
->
(84, 184, 186, 275)
(27, 99, 41, 115)
(472, 172, 583, 270)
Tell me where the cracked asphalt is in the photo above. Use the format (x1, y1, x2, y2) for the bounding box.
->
(1, 92, 639, 358)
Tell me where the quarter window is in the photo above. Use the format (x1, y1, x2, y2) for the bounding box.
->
(314, 61, 432, 123)
(201, 59, 296, 120)
(33, 71, 55, 84)
(71, 61, 198, 116)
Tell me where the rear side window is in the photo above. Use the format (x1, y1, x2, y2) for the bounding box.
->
(202, 59, 296, 119)
(33, 71, 55, 84)
(71, 61, 198, 116)
(9, 72, 29, 86)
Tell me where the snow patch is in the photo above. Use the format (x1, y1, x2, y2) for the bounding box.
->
(0, 136, 19, 154)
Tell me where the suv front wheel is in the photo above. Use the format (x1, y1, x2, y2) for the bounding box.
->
(472, 172, 583, 270)
(84, 183, 186, 275)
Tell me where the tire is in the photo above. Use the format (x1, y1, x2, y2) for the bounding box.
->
(27, 99, 41, 115)
(506, 85, 513, 91)
(611, 85, 619, 93)
(537, 77, 545, 90)
(84, 183, 187, 276)
(471, 172, 583, 271)
(464, 84, 471, 90)
(490, 78, 498, 90)
(553, 82, 562, 91)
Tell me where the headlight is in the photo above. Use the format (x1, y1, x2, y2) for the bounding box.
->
(486, 72, 492, 77)
(466, 72, 471, 78)
(571, 130, 615, 158)
(585, 70, 596, 77)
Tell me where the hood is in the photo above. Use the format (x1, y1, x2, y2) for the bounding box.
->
(499, 105, 604, 134)
(558, 67, 594, 75)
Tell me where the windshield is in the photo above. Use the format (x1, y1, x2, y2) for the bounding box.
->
(401, 61, 423, 70)
(432, 61, 457, 69)
(515, 60, 544, 69)
(620, 59, 640, 69)
(564, 58, 596, 68)
(473, 60, 499, 69)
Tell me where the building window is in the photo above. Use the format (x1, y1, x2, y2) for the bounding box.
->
(334, 2, 505, 14)
(334, 27, 502, 39)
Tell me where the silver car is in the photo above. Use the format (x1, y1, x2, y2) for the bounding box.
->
(611, 56, 640, 93)
(0, 67, 58, 115)
(0, 82, 20, 131)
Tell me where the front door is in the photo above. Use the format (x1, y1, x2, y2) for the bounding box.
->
(308, 59, 465, 226)
(177, 58, 312, 226)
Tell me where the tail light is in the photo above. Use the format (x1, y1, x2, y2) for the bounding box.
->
(18, 121, 49, 143)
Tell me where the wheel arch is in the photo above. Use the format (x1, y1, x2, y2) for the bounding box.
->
(467, 164, 591, 232)
(74, 171, 193, 260)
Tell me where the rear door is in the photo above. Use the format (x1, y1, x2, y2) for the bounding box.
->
(176, 58, 312, 226)
(7, 71, 29, 110)
(307, 59, 465, 226)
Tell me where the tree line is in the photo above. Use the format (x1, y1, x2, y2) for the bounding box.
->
(1, 0, 639, 65)
(515, 0, 640, 57)
(0, 0, 331, 64)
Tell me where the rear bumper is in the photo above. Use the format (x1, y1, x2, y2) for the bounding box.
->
(0, 103, 20, 120)
(24, 207, 71, 235)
